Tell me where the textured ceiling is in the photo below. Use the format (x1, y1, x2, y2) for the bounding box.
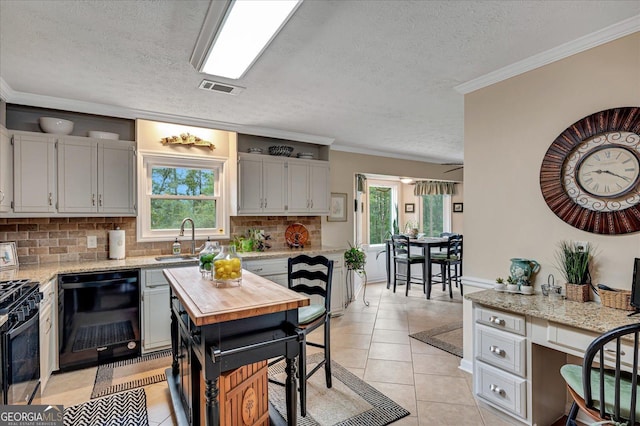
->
(0, 1, 638, 164)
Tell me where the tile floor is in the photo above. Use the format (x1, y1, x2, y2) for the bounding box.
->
(34, 281, 517, 425)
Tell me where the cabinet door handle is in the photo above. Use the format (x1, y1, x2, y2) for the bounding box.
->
(604, 347, 626, 356)
(253, 267, 263, 272)
(264, 199, 267, 208)
(489, 345, 505, 357)
(0, 190, 4, 202)
(91, 193, 95, 206)
(310, 200, 313, 208)
(99, 194, 102, 207)
(489, 384, 505, 396)
(48, 192, 53, 206)
(489, 316, 505, 326)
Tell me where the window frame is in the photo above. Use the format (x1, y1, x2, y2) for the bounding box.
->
(366, 180, 398, 247)
(137, 151, 230, 242)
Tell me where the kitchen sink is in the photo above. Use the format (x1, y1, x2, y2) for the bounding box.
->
(154, 254, 198, 262)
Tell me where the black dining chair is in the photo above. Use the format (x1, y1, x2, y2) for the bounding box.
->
(391, 234, 426, 296)
(429, 235, 463, 298)
(280, 254, 334, 417)
(561, 322, 640, 425)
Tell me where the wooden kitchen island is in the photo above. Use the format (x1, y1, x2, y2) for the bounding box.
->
(163, 266, 309, 426)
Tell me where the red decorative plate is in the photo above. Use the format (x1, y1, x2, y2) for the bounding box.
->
(285, 223, 309, 248)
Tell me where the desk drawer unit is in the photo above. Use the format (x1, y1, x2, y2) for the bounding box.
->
(476, 323, 526, 377)
(476, 361, 527, 419)
(475, 306, 526, 336)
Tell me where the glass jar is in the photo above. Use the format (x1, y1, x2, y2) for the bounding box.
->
(198, 241, 219, 279)
(213, 245, 242, 286)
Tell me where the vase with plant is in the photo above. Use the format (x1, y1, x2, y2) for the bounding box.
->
(344, 243, 369, 306)
(404, 218, 419, 238)
(495, 277, 506, 292)
(555, 240, 594, 302)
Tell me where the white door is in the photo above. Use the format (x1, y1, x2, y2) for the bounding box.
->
(262, 157, 286, 213)
(13, 132, 57, 213)
(99, 140, 135, 214)
(58, 137, 97, 213)
(0, 126, 12, 212)
(287, 161, 309, 213)
(238, 156, 264, 213)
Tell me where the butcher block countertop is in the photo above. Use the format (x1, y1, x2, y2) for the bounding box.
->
(164, 266, 309, 326)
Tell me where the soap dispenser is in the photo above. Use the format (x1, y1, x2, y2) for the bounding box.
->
(172, 238, 181, 255)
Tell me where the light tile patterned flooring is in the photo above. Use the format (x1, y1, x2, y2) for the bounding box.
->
(35, 281, 515, 425)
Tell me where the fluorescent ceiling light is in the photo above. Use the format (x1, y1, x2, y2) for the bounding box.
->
(195, 0, 302, 80)
(400, 178, 413, 184)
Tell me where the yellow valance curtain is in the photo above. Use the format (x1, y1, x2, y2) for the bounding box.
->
(414, 180, 456, 196)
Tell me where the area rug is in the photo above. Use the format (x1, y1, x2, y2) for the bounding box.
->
(409, 321, 463, 358)
(269, 353, 410, 425)
(73, 320, 134, 352)
(91, 349, 172, 399)
(64, 388, 148, 426)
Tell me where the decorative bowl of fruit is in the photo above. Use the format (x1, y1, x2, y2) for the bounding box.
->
(213, 245, 242, 286)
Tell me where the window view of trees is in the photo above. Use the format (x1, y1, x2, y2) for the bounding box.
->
(151, 167, 216, 230)
(422, 195, 444, 237)
(369, 186, 394, 244)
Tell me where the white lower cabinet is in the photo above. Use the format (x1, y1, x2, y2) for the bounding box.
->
(243, 252, 345, 316)
(39, 278, 57, 391)
(141, 268, 173, 353)
(473, 305, 528, 422)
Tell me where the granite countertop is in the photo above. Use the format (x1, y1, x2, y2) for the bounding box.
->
(466, 289, 640, 335)
(0, 246, 346, 285)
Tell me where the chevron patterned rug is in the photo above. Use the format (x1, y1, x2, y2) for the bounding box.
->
(64, 388, 148, 426)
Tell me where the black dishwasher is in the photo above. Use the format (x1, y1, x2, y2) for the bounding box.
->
(58, 269, 140, 371)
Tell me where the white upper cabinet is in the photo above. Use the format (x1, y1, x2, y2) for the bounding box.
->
(238, 154, 287, 214)
(13, 131, 57, 213)
(287, 159, 330, 214)
(58, 136, 136, 215)
(0, 126, 13, 213)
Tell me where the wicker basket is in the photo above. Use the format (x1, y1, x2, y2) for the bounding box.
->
(565, 283, 590, 302)
(599, 288, 633, 311)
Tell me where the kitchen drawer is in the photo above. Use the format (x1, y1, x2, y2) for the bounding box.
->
(476, 324, 526, 377)
(144, 268, 170, 288)
(243, 258, 288, 276)
(475, 361, 527, 419)
(475, 306, 525, 336)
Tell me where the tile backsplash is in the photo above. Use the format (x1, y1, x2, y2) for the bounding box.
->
(0, 216, 322, 265)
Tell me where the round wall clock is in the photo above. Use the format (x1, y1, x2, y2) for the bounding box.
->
(540, 107, 640, 235)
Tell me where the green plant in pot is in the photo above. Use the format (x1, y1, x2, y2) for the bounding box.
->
(555, 240, 594, 302)
(344, 243, 369, 306)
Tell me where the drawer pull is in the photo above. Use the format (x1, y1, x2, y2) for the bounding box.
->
(489, 316, 505, 326)
(489, 384, 505, 396)
(489, 345, 505, 357)
(604, 347, 626, 356)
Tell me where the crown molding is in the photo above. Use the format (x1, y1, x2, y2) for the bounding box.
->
(455, 15, 640, 94)
(0, 77, 334, 145)
(330, 142, 460, 165)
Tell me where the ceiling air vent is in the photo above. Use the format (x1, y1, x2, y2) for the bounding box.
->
(198, 79, 245, 95)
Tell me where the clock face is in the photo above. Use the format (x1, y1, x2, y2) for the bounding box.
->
(540, 107, 640, 235)
(575, 145, 640, 198)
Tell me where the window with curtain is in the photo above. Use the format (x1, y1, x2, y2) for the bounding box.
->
(369, 185, 396, 244)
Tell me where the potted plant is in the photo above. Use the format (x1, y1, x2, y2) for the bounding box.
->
(555, 240, 594, 302)
(494, 277, 506, 292)
(506, 276, 519, 292)
(404, 218, 419, 238)
(344, 243, 369, 306)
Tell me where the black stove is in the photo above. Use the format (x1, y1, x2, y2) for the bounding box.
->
(0, 279, 39, 314)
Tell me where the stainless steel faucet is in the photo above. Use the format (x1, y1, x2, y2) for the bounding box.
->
(179, 218, 195, 255)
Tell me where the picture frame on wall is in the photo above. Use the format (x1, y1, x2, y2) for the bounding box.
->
(453, 202, 463, 213)
(327, 193, 348, 222)
(404, 203, 415, 213)
(0, 242, 19, 270)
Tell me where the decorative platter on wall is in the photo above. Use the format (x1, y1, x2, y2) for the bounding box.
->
(540, 107, 640, 235)
(285, 223, 309, 248)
